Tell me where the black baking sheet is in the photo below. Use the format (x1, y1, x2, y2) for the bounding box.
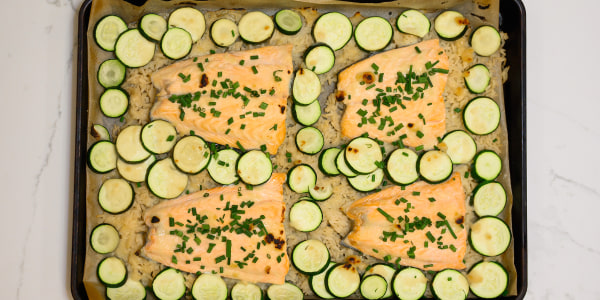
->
(71, 0, 527, 298)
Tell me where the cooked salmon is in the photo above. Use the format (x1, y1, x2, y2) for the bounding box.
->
(337, 39, 449, 149)
(142, 173, 289, 284)
(344, 172, 466, 271)
(150, 45, 293, 154)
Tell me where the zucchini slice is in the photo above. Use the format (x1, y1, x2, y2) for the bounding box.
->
(470, 25, 501, 57)
(94, 15, 128, 52)
(160, 27, 192, 60)
(231, 282, 262, 300)
(472, 150, 502, 181)
(312, 12, 353, 51)
(191, 274, 227, 300)
(354, 17, 393, 52)
(348, 168, 384, 192)
(210, 18, 239, 47)
(360, 274, 388, 300)
(97, 257, 127, 288)
(309, 184, 333, 201)
(325, 263, 361, 298)
(168, 7, 205, 42)
(417, 150, 453, 183)
(292, 100, 321, 126)
(464, 64, 491, 94)
(470, 216, 512, 256)
(172, 135, 211, 174)
(396, 9, 430, 38)
(139, 13, 167, 42)
(304, 44, 335, 74)
(238, 11, 274, 44)
(289, 200, 323, 232)
(392, 267, 427, 300)
(267, 283, 303, 300)
(106, 279, 146, 300)
(236, 150, 273, 185)
(97, 59, 126, 88)
(100, 88, 129, 118)
(146, 158, 188, 199)
(292, 239, 330, 275)
(318, 147, 341, 176)
(463, 96, 500, 135)
(287, 164, 317, 193)
(296, 126, 324, 155)
(152, 268, 186, 300)
(98, 178, 134, 214)
(267, 282, 304, 300)
(207, 149, 239, 185)
(467, 261, 509, 299)
(141, 120, 177, 155)
(363, 263, 396, 299)
(115, 29, 156, 68)
(116, 125, 151, 163)
(275, 9, 302, 35)
(440, 130, 477, 164)
(117, 155, 156, 183)
(386, 148, 419, 186)
(434, 11, 469, 41)
(309, 261, 337, 299)
(431, 269, 469, 300)
(336, 149, 358, 177)
(90, 223, 119, 254)
(91, 124, 111, 141)
(345, 137, 383, 174)
(87, 140, 117, 173)
(473, 181, 507, 217)
(292, 68, 321, 105)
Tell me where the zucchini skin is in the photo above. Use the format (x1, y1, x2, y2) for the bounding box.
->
(94, 15, 127, 52)
(303, 43, 335, 74)
(354, 17, 393, 52)
(471, 150, 502, 181)
(318, 148, 341, 176)
(384, 150, 418, 186)
(311, 12, 353, 51)
(416, 151, 453, 184)
(462, 96, 500, 135)
(291, 240, 330, 275)
(97, 257, 128, 288)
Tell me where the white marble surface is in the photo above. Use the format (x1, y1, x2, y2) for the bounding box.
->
(0, 0, 598, 299)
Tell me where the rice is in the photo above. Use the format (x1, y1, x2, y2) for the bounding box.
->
(85, 5, 515, 299)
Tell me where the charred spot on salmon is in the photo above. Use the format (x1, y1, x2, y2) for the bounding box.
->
(455, 216, 464, 225)
(287, 70, 291, 74)
(151, 216, 160, 223)
(265, 233, 274, 243)
(199, 74, 209, 88)
(279, 105, 285, 114)
(408, 123, 414, 128)
(362, 72, 375, 84)
(265, 266, 271, 274)
(336, 90, 346, 102)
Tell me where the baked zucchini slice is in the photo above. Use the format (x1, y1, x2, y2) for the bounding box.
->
(440, 130, 477, 164)
(168, 7, 206, 42)
(431, 269, 469, 300)
(98, 178, 134, 214)
(172, 135, 211, 174)
(97, 257, 127, 288)
(470, 216, 512, 256)
(386, 148, 419, 185)
(318, 147, 341, 176)
(417, 150, 453, 183)
(238, 11, 274, 44)
(472, 150, 502, 181)
(106, 279, 146, 300)
(392, 267, 427, 300)
(94, 15, 128, 52)
(266, 283, 303, 300)
(292, 100, 321, 126)
(396, 9, 430, 38)
(287, 164, 317, 193)
(304, 43, 335, 74)
(191, 274, 227, 300)
(354, 16, 393, 52)
(467, 261, 509, 298)
(292, 239, 330, 275)
(97, 59, 126, 88)
(434, 11, 469, 41)
(210, 18, 239, 47)
(207, 149, 239, 185)
(463, 96, 500, 135)
(470, 25, 501, 57)
(289, 200, 323, 232)
(141, 120, 177, 155)
(139, 13, 167, 42)
(146, 158, 188, 199)
(236, 150, 272, 185)
(292, 68, 321, 105)
(152, 268, 186, 300)
(464, 64, 491, 94)
(473, 181, 507, 217)
(100, 88, 129, 118)
(90, 223, 119, 254)
(275, 9, 302, 35)
(115, 29, 155, 68)
(312, 12, 353, 50)
(295, 126, 324, 155)
(160, 27, 192, 60)
(87, 140, 117, 173)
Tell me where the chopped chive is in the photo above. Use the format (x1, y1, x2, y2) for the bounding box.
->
(454, 108, 462, 113)
(166, 135, 174, 142)
(250, 55, 259, 60)
(259, 102, 268, 110)
(428, 197, 436, 202)
(371, 63, 379, 72)
(366, 84, 376, 90)
(415, 46, 421, 53)
(251, 66, 258, 74)
(416, 131, 424, 138)
(239, 60, 245, 65)
(197, 63, 204, 71)
(376, 208, 394, 223)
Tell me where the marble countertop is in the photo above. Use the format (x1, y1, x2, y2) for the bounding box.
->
(0, 0, 598, 299)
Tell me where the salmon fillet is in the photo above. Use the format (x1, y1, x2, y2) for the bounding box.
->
(337, 39, 449, 149)
(142, 174, 289, 284)
(344, 173, 466, 271)
(150, 45, 293, 154)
